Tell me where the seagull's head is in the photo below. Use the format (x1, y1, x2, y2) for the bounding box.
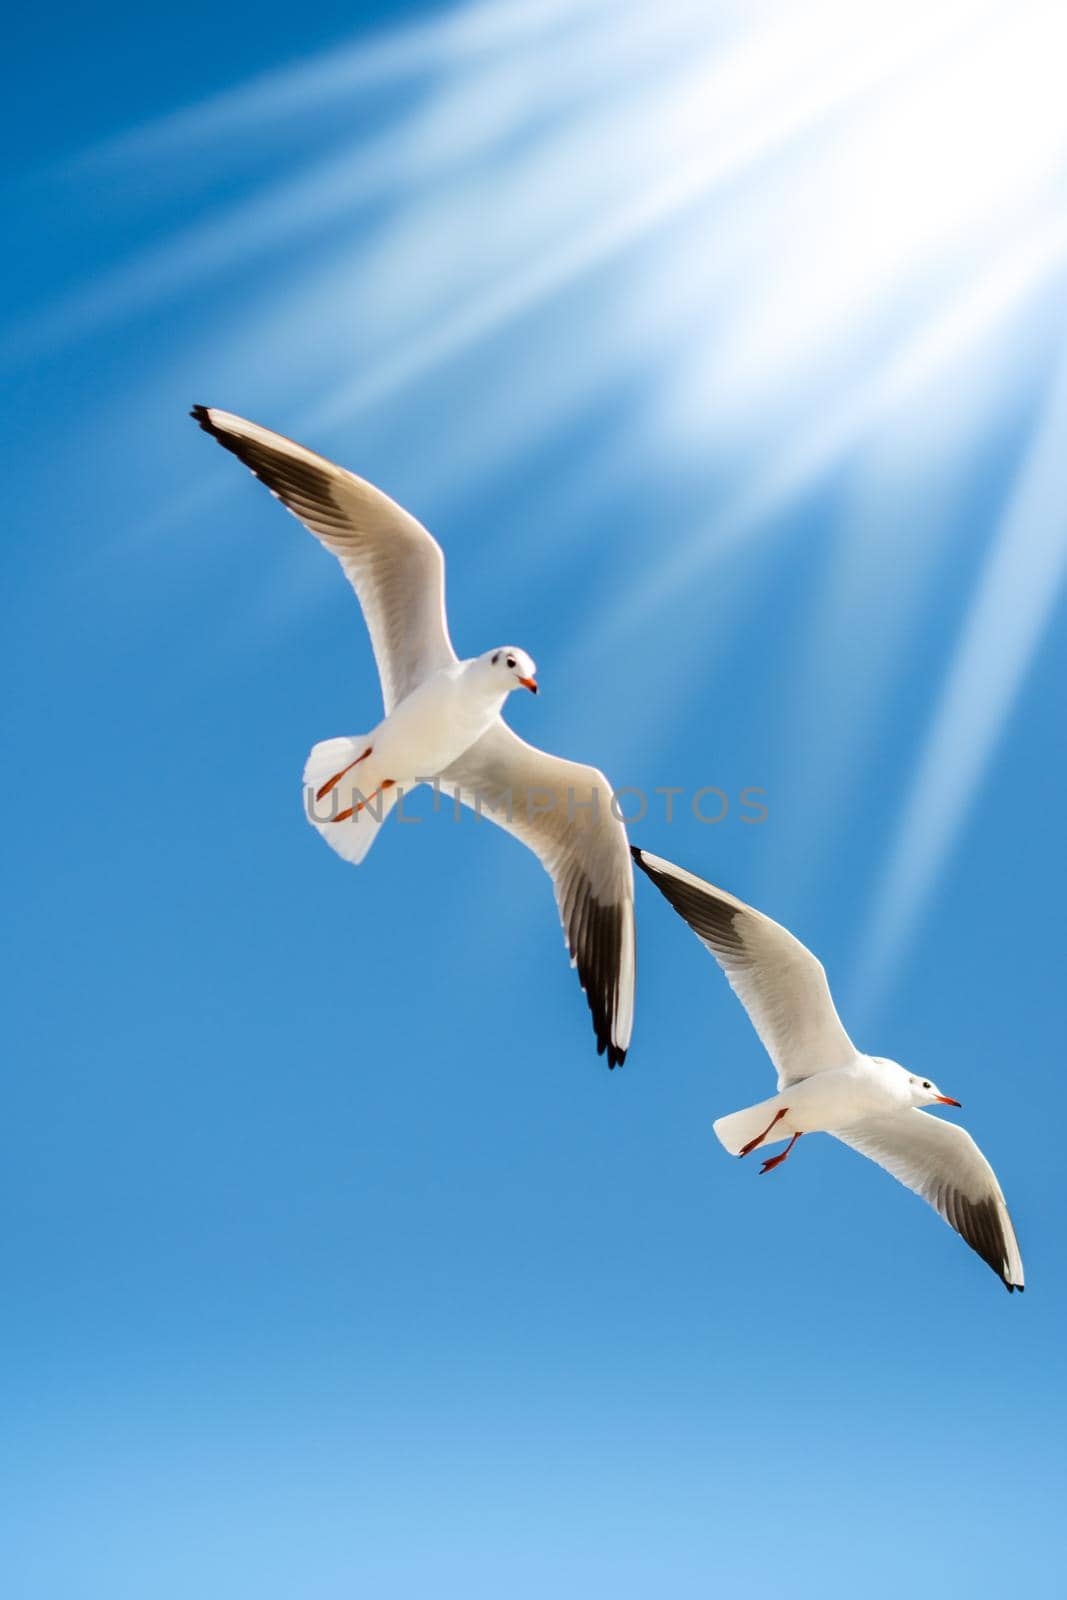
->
(484, 646, 538, 695)
(906, 1071, 962, 1109)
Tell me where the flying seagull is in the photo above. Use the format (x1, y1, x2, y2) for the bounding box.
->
(632, 848, 1023, 1290)
(191, 406, 634, 1065)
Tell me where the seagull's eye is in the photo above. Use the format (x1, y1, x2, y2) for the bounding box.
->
(506, 656, 516, 669)
(922, 1081, 931, 1090)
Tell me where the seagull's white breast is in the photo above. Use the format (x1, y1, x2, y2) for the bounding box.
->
(372, 666, 505, 781)
(782, 1058, 909, 1133)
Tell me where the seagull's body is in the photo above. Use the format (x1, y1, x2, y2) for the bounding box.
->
(303, 656, 521, 860)
(351, 657, 514, 781)
(192, 406, 635, 1065)
(632, 848, 1024, 1291)
(718, 1054, 921, 1148)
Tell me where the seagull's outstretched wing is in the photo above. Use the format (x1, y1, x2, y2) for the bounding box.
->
(631, 849, 854, 1086)
(441, 725, 635, 1067)
(834, 1111, 1024, 1292)
(192, 406, 456, 713)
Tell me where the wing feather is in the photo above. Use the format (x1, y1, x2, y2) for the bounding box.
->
(632, 849, 854, 1086)
(834, 1111, 1024, 1291)
(192, 406, 456, 712)
(441, 724, 635, 1067)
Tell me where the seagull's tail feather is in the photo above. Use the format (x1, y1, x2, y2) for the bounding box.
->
(713, 1094, 790, 1156)
(302, 736, 398, 867)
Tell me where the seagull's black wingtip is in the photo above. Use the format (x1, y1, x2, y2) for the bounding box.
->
(191, 405, 233, 446)
(595, 1033, 626, 1069)
(630, 845, 654, 880)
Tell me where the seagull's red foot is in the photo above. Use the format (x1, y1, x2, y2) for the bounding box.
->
(316, 745, 373, 802)
(739, 1107, 788, 1157)
(759, 1133, 801, 1175)
(329, 777, 395, 824)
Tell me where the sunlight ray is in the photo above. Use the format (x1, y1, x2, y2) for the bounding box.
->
(77, 0, 624, 167)
(11, 0, 766, 366)
(299, 0, 988, 436)
(593, 210, 1067, 648)
(5, 55, 574, 365)
(856, 342, 1067, 1005)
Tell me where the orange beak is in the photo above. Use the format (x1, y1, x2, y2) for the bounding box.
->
(936, 1094, 962, 1107)
(518, 676, 538, 694)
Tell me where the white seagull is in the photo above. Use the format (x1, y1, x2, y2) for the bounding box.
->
(192, 406, 635, 1065)
(632, 848, 1024, 1291)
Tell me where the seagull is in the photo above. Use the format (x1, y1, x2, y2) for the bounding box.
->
(191, 406, 635, 1065)
(632, 848, 1024, 1291)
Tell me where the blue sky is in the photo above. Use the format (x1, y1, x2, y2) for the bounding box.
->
(4, 1, 1067, 1594)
